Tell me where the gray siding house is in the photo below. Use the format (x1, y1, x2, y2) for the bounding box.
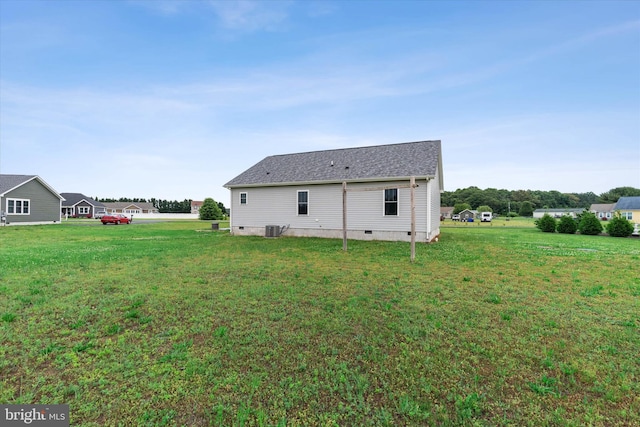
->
(224, 140, 444, 242)
(61, 193, 106, 218)
(0, 175, 64, 225)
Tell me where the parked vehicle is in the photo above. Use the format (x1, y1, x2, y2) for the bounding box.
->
(481, 212, 492, 222)
(452, 214, 461, 221)
(101, 214, 132, 225)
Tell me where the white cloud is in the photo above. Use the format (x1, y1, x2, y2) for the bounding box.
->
(207, 0, 293, 32)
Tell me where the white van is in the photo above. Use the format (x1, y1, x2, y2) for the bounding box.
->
(481, 212, 492, 222)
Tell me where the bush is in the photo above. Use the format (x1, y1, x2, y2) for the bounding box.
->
(199, 198, 223, 220)
(557, 215, 577, 234)
(519, 201, 534, 217)
(606, 214, 634, 237)
(578, 212, 603, 235)
(535, 213, 557, 233)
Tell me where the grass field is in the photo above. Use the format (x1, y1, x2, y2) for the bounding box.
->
(1, 221, 638, 426)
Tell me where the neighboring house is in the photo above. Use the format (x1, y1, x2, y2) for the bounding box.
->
(0, 174, 64, 225)
(102, 202, 159, 215)
(589, 203, 615, 220)
(60, 193, 106, 218)
(533, 208, 583, 219)
(224, 140, 444, 242)
(191, 200, 203, 214)
(613, 196, 640, 223)
(440, 206, 454, 219)
(458, 209, 477, 221)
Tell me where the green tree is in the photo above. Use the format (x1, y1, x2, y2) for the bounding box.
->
(598, 187, 640, 203)
(476, 205, 493, 213)
(535, 213, 557, 233)
(199, 198, 223, 220)
(606, 213, 634, 237)
(578, 212, 603, 235)
(519, 201, 534, 217)
(557, 215, 577, 234)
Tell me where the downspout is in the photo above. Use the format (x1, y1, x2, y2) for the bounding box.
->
(427, 177, 432, 241)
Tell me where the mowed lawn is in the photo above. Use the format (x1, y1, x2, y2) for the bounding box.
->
(1, 221, 638, 426)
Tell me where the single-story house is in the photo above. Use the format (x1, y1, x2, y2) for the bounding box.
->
(102, 202, 159, 215)
(224, 140, 444, 242)
(589, 203, 615, 220)
(61, 193, 106, 218)
(0, 174, 64, 225)
(458, 209, 477, 221)
(440, 206, 454, 219)
(191, 200, 203, 214)
(613, 196, 640, 223)
(533, 208, 584, 219)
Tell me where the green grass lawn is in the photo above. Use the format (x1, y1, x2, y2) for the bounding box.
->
(1, 221, 638, 426)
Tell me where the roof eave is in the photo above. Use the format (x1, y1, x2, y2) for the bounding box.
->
(224, 175, 437, 189)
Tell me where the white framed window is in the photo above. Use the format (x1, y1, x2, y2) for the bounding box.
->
(240, 192, 247, 205)
(297, 190, 309, 215)
(622, 212, 633, 220)
(384, 189, 398, 216)
(78, 206, 90, 215)
(7, 198, 30, 215)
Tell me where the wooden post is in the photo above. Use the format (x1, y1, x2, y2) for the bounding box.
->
(410, 176, 416, 262)
(342, 181, 347, 251)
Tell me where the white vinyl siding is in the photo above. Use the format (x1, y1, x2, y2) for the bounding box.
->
(230, 180, 432, 234)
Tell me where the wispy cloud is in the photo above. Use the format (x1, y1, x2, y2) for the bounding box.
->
(207, 0, 293, 32)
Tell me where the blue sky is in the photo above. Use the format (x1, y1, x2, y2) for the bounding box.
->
(1, 0, 639, 204)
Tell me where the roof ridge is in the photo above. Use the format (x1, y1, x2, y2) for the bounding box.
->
(266, 139, 442, 158)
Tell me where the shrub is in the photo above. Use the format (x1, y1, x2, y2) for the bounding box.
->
(557, 215, 577, 234)
(578, 212, 603, 235)
(519, 201, 534, 217)
(535, 213, 557, 233)
(199, 198, 223, 220)
(606, 214, 634, 237)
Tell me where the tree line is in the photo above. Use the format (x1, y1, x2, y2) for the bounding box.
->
(441, 186, 640, 216)
(95, 197, 227, 215)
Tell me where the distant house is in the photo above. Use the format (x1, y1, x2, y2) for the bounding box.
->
(533, 208, 584, 219)
(102, 202, 159, 215)
(191, 200, 203, 214)
(0, 174, 64, 225)
(458, 209, 477, 221)
(589, 203, 615, 220)
(440, 206, 454, 219)
(61, 193, 106, 218)
(613, 197, 640, 223)
(224, 140, 444, 242)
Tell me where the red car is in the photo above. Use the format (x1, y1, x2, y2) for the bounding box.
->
(101, 214, 132, 225)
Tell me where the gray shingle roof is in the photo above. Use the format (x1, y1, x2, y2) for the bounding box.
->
(589, 203, 615, 212)
(0, 174, 37, 195)
(60, 193, 104, 208)
(225, 140, 442, 187)
(0, 174, 64, 199)
(614, 196, 640, 210)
